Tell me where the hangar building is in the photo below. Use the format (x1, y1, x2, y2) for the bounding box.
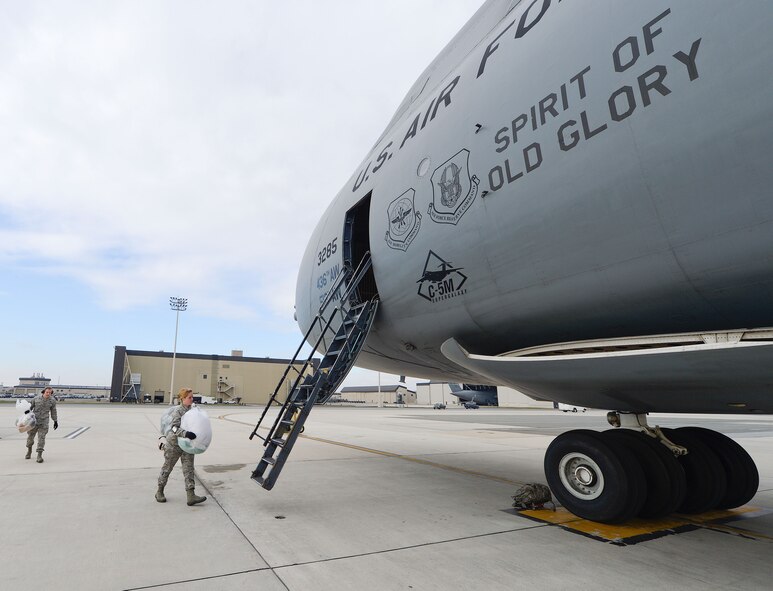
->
(110, 346, 316, 405)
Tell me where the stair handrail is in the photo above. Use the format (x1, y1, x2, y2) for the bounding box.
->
(249, 251, 374, 443)
(250, 309, 339, 442)
(251, 295, 380, 489)
(317, 296, 380, 403)
(249, 263, 353, 441)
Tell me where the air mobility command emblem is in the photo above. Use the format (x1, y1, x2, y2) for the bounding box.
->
(385, 189, 421, 251)
(428, 149, 479, 225)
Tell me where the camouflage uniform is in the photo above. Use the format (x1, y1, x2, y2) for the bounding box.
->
(26, 393, 58, 453)
(158, 404, 196, 491)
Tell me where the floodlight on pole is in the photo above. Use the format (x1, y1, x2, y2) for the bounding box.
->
(169, 297, 188, 405)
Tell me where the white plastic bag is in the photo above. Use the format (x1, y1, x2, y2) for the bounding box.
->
(178, 406, 212, 454)
(15, 400, 36, 433)
(159, 406, 176, 436)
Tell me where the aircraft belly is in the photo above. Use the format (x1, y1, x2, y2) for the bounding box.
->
(441, 337, 773, 413)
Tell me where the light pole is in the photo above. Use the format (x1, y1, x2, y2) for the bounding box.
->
(169, 297, 188, 404)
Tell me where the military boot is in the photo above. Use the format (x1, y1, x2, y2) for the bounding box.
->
(186, 490, 207, 506)
(25, 447, 32, 459)
(36, 452, 44, 463)
(155, 487, 166, 503)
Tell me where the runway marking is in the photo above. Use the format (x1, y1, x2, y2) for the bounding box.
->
(218, 413, 525, 486)
(514, 505, 773, 545)
(64, 426, 90, 439)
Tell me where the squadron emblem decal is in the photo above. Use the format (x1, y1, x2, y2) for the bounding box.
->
(417, 250, 468, 302)
(428, 149, 479, 225)
(385, 189, 421, 251)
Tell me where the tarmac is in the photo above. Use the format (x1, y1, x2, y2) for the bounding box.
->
(1, 404, 772, 590)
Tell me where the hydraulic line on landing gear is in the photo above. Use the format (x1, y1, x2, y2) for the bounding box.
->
(606, 412, 687, 456)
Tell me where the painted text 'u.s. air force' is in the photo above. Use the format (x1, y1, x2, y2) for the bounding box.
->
(352, 0, 564, 193)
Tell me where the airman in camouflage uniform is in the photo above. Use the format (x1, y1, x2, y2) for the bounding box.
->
(25, 387, 58, 463)
(156, 388, 207, 506)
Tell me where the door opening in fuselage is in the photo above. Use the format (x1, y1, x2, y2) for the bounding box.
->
(343, 192, 378, 304)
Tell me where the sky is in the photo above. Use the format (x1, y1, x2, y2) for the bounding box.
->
(0, 0, 485, 390)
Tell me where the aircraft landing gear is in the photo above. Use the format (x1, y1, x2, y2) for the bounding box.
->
(544, 429, 646, 523)
(544, 414, 759, 524)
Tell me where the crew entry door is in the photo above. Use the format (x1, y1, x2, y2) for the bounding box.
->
(343, 192, 378, 304)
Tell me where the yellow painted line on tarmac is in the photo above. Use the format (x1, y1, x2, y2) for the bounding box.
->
(304, 432, 525, 485)
(217, 413, 525, 486)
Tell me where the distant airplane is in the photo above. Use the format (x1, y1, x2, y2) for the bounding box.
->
(256, 0, 773, 524)
(448, 383, 498, 406)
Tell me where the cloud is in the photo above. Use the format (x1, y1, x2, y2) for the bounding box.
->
(0, 0, 482, 329)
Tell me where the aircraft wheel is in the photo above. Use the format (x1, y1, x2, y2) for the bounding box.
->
(637, 431, 687, 515)
(661, 428, 726, 514)
(545, 430, 645, 523)
(601, 429, 675, 519)
(679, 427, 758, 509)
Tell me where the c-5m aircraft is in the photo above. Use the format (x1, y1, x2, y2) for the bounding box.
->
(448, 383, 498, 406)
(251, 0, 773, 524)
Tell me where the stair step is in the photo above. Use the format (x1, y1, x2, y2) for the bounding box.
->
(271, 438, 287, 447)
(261, 456, 275, 466)
(252, 475, 266, 487)
(279, 420, 294, 428)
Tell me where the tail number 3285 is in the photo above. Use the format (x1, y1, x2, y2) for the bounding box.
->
(317, 238, 338, 266)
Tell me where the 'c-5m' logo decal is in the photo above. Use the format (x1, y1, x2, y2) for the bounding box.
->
(428, 149, 479, 225)
(417, 250, 468, 302)
(385, 189, 421, 251)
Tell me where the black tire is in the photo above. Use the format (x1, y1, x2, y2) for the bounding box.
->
(679, 427, 759, 509)
(661, 428, 727, 514)
(544, 429, 645, 523)
(602, 429, 674, 519)
(637, 432, 687, 515)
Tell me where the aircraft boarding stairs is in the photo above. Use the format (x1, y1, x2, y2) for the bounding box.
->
(249, 253, 378, 490)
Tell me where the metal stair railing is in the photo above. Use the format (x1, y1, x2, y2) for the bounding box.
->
(248, 261, 352, 443)
(249, 252, 373, 443)
(249, 252, 377, 490)
(315, 297, 378, 404)
(251, 295, 378, 489)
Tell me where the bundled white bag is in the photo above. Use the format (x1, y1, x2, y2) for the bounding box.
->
(156, 406, 177, 451)
(159, 406, 176, 436)
(178, 406, 212, 454)
(15, 399, 36, 433)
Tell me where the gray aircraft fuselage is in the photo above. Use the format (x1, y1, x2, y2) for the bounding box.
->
(449, 384, 498, 406)
(296, 0, 773, 414)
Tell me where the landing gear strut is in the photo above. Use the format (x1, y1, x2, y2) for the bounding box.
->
(544, 413, 759, 524)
